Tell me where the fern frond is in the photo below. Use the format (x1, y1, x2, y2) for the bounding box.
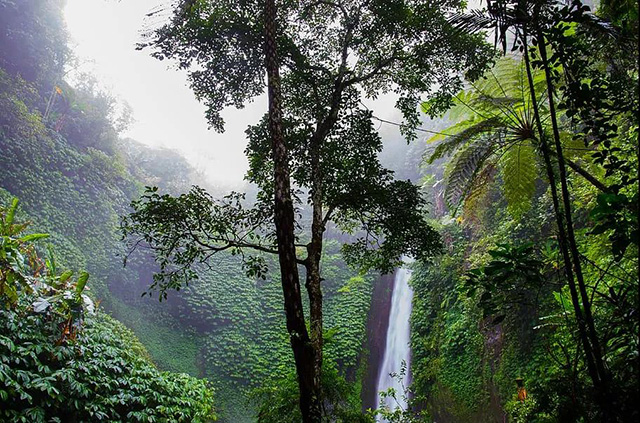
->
(462, 163, 498, 224)
(448, 90, 479, 122)
(445, 138, 494, 211)
(427, 117, 503, 164)
(500, 141, 538, 219)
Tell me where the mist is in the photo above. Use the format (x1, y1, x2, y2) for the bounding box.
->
(64, 0, 430, 189)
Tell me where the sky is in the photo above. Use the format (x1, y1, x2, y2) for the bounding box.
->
(64, 0, 266, 188)
(63, 0, 412, 188)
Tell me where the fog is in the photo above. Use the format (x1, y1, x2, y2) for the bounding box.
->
(65, 0, 263, 189)
(64, 0, 425, 189)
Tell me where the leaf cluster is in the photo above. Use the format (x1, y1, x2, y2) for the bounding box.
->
(465, 242, 544, 324)
(0, 198, 217, 422)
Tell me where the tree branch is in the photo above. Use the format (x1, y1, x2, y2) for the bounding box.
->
(343, 52, 401, 86)
(565, 158, 611, 193)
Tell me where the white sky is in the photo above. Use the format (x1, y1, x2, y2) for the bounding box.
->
(63, 0, 408, 188)
(64, 0, 267, 188)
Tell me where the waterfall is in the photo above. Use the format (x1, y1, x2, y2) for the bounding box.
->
(375, 261, 413, 420)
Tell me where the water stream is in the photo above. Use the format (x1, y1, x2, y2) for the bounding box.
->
(375, 261, 414, 420)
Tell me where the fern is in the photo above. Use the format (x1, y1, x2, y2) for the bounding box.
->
(420, 56, 555, 221)
(500, 141, 538, 219)
(426, 117, 503, 164)
(422, 56, 550, 219)
(445, 137, 494, 210)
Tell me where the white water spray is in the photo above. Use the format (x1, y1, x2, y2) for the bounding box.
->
(375, 260, 413, 421)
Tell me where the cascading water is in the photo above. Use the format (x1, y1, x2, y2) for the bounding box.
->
(375, 261, 413, 421)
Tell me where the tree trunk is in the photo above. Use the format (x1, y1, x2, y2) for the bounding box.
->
(303, 83, 345, 407)
(263, 1, 322, 421)
(306, 131, 324, 409)
(305, 228, 323, 406)
(522, 25, 603, 402)
(534, 27, 614, 421)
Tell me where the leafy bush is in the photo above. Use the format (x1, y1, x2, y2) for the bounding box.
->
(504, 396, 543, 423)
(0, 199, 216, 423)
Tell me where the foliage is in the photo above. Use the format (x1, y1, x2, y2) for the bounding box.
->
(424, 57, 548, 219)
(413, 149, 638, 422)
(146, 0, 491, 135)
(254, 362, 371, 423)
(409, 236, 489, 422)
(125, 0, 495, 295)
(179, 241, 374, 421)
(122, 186, 274, 298)
(465, 243, 544, 324)
(0, 198, 48, 306)
(0, 3, 384, 421)
(129, 3, 490, 418)
(0, 68, 46, 138)
(0, 66, 375, 422)
(412, 1, 638, 421)
(373, 361, 430, 423)
(0, 199, 217, 423)
(1, 307, 217, 423)
(504, 396, 540, 423)
(0, 0, 69, 85)
(590, 186, 639, 261)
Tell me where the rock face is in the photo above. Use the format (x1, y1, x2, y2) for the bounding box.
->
(361, 271, 396, 411)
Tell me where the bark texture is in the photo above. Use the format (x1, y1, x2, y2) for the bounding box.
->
(263, 1, 322, 421)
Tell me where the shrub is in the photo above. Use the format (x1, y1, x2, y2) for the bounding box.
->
(0, 198, 216, 422)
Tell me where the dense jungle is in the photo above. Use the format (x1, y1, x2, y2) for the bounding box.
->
(0, 0, 637, 422)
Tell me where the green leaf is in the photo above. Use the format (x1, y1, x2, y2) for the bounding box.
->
(6, 198, 19, 227)
(59, 270, 73, 283)
(19, 233, 49, 243)
(76, 272, 90, 295)
(500, 141, 537, 219)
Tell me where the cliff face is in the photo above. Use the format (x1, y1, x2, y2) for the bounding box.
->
(361, 271, 396, 411)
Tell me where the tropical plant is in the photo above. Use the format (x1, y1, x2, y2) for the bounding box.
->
(424, 57, 550, 220)
(1, 198, 50, 306)
(431, 1, 640, 418)
(0, 198, 217, 423)
(465, 242, 544, 324)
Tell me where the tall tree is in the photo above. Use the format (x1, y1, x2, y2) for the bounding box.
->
(263, 0, 321, 419)
(125, 1, 490, 420)
(0, 0, 69, 86)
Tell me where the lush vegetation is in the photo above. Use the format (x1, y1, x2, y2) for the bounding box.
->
(0, 199, 216, 422)
(0, 0, 637, 422)
(127, 1, 491, 420)
(407, 1, 638, 422)
(0, 1, 381, 421)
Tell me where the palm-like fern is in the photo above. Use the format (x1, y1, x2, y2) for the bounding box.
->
(424, 56, 552, 220)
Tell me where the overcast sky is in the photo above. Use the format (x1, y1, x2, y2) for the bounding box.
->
(63, 0, 416, 188)
(64, 0, 268, 188)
